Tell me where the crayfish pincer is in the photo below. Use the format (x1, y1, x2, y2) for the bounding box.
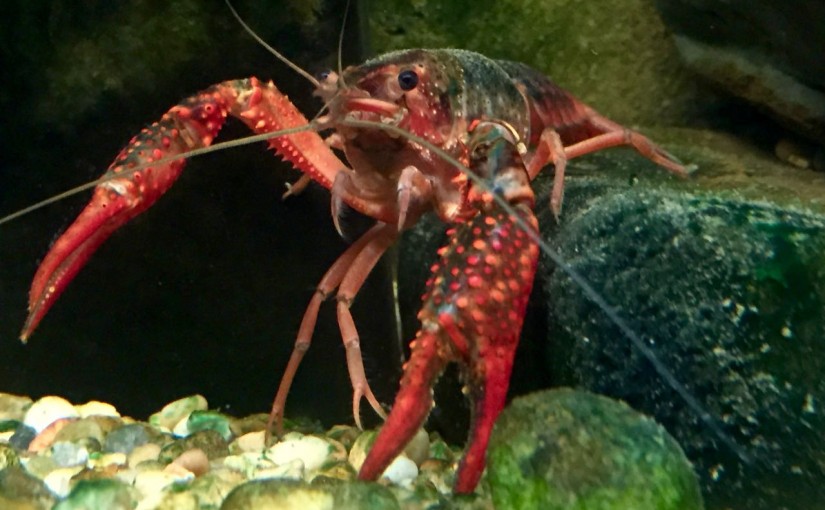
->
(19, 48, 686, 492)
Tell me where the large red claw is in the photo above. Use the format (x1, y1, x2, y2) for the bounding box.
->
(22, 186, 148, 341)
(21, 87, 232, 341)
(358, 202, 539, 492)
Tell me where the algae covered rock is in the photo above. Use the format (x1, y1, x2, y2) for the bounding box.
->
(367, 0, 714, 126)
(487, 388, 702, 510)
(537, 132, 825, 509)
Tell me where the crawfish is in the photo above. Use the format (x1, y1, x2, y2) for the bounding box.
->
(18, 47, 686, 492)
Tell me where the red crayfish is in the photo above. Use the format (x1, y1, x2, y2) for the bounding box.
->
(16, 40, 687, 491)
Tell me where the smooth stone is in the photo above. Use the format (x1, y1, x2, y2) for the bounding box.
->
(183, 410, 233, 441)
(159, 430, 229, 463)
(220, 479, 334, 510)
(487, 389, 703, 510)
(104, 423, 156, 454)
(20, 454, 59, 479)
(128, 443, 162, 468)
(0, 466, 57, 509)
(267, 434, 334, 472)
(223, 452, 277, 478)
(228, 413, 269, 438)
(23, 396, 79, 433)
(53, 418, 104, 445)
(8, 424, 35, 451)
(53, 478, 137, 510)
(325, 425, 360, 451)
(169, 448, 210, 477)
(43, 466, 84, 497)
(149, 395, 207, 431)
(232, 430, 265, 453)
(0, 393, 33, 422)
(255, 458, 305, 481)
(401, 428, 430, 466)
(75, 400, 120, 419)
(186, 470, 246, 508)
(346, 430, 376, 472)
(331, 481, 401, 510)
(87, 452, 127, 470)
(380, 455, 418, 487)
(134, 468, 194, 499)
(50, 440, 91, 467)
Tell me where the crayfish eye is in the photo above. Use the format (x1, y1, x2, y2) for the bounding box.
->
(316, 70, 332, 81)
(397, 69, 419, 91)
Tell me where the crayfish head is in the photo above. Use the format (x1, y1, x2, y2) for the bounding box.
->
(329, 50, 459, 151)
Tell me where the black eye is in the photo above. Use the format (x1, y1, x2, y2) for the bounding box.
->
(398, 69, 419, 91)
(316, 70, 332, 81)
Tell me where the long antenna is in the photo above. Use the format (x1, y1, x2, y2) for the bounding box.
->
(224, 0, 321, 88)
(336, 0, 352, 87)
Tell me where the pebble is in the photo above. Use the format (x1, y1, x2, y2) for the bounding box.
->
(170, 448, 210, 477)
(128, 443, 161, 468)
(149, 395, 207, 431)
(76, 400, 120, 419)
(104, 423, 151, 454)
(266, 433, 333, 472)
(0, 393, 33, 421)
(1, 394, 461, 509)
(29, 417, 75, 452)
(43, 466, 84, 497)
(23, 396, 79, 434)
(233, 430, 265, 453)
(50, 440, 90, 467)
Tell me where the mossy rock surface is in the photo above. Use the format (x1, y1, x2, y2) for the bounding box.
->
(487, 388, 703, 510)
(366, 0, 714, 126)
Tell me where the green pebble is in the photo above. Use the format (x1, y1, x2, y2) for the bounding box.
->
(187, 410, 233, 441)
(53, 479, 137, 510)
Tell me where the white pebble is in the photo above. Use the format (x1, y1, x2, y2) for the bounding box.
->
(24, 396, 79, 433)
(75, 400, 120, 419)
(43, 466, 83, 497)
(254, 458, 304, 480)
(381, 454, 418, 487)
(267, 434, 331, 472)
(171, 413, 193, 437)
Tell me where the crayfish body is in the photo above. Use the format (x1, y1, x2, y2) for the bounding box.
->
(21, 48, 686, 492)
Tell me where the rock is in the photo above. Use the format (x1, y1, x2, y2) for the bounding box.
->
(104, 423, 163, 454)
(53, 418, 105, 445)
(50, 440, 92, 467)
(655, 0, 825, 146)
(220, 479, 335, 510)
(159, 430, 229, 463)
(183, 410, 233, 441)
(53, 478, 138, 510)
(401, 428, 430, 466)
(23, 396, 78, 434)
(134, 468, 194, 500)
(75, 400, 120, 419)
(127, 443, 161, 468)
(332, 481, 401, 510)
(533, 133, 825, 509)
(170, 448, 210, 477)
(149, 395, 208, 432)
(487, 389, 703, 510)
(0, 466, 56, 510)
(231, 430, 265, 453)
(0, 393, 32, 421)
(28, 418, 75, 453)
(8, 424, 36, 451)
(267, 433, 336, 473)
(43, 466, 84, 498)
(367, 0, 717, 127)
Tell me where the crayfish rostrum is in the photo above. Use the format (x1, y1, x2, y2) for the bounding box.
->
(18, 47, 686, 492)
